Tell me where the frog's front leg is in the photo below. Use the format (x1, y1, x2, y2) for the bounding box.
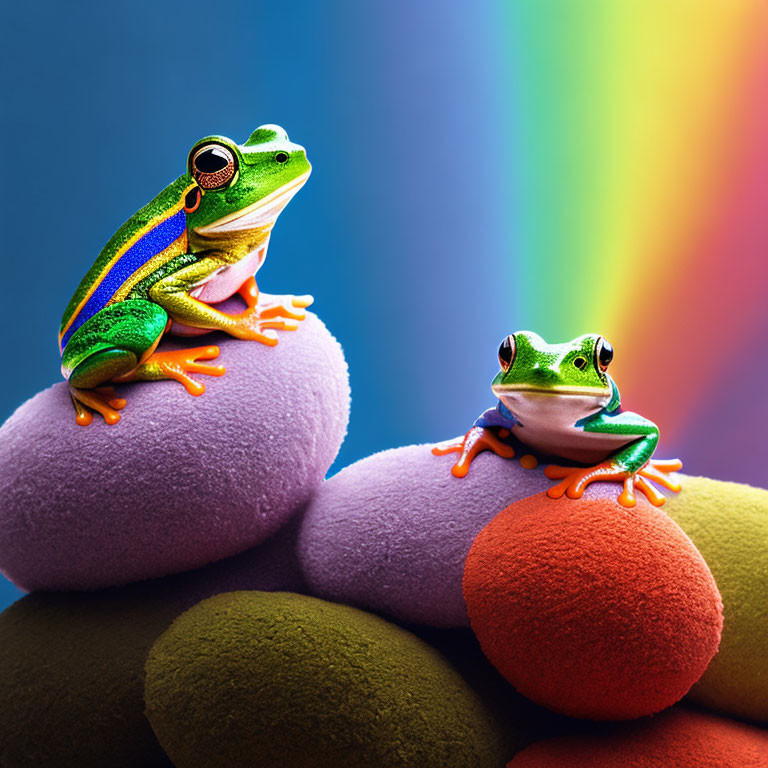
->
(236, 276, 313, 322)
(152, 259, 308, 346)
(432, 408, 516, 477)
(544, 412, 682, 508)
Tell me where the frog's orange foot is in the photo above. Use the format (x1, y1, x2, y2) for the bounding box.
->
(229, 302, 309, 346)
(545, 461, 636, 506)
(257, 293, 314, 322)
(70, 385, 126, 426)
(545, 458, 683, 508)
(432, 426, 515, 478)
(639, 458, 683, 493)
(113, 346, 225, 396)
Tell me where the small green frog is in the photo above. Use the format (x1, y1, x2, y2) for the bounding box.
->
(433, 331, 682, 507)
(59, 125, 312, 425)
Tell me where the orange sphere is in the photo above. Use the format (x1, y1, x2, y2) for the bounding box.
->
(507, 708, 768, 767)
(463, 488, 723, 720)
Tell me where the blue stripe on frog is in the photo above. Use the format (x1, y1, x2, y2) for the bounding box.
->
(61, 209, 187, 351)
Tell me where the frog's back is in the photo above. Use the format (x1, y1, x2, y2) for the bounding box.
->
(59, 177, 193, 352)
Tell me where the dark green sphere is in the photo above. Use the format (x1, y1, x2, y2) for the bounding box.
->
(145, 591, 509, 768)
(0, 524, 305, 768)
(0, 588, 178, 768)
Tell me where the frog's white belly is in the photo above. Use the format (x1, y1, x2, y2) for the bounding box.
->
(170, 245, 266, 337)
(190, 244, 267, 303)
(511, 422, 632, 465)
(498, 391, 632, 465)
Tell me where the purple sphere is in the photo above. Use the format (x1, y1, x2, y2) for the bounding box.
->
(298, 444, 552, 627)
(0, 313, 349, 591)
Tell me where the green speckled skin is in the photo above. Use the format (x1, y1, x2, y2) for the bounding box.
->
(63, 301, 169, 388)
(59, 178, 192, 338)
(56, 126, 312, 424)
(435, 331, 682, 507)
(489, 332, 659, 473)
(60, 125, 311, 385)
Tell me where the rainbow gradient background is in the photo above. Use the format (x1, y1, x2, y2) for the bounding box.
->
(1, 0, 767, 608)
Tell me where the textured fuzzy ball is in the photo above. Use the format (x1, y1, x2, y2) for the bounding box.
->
(463, 488, 723, 720)
(299, 444, 552, 626)
(508, 708, 768, 767)
(0, 523, 305, 768)
(144, 591, 510, 768)
(665, 475, 768, 723)
(0, 309, 349, 591)
(414, 625, 581, 756)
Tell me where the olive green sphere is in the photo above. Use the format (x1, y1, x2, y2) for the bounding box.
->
(144, 591, 509, 768)
(0, 524, 305, 768)
(0, 588, 177, 768)
(666, 475, 768, 722)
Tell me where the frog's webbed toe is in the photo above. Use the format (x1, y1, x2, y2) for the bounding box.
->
(545, 461, 628, 501)
(545, 457, 683, 508)
(258, 295, 314, 323)
(113, 346, 225, 396)
(432, 426, 515, 478)
(70, 386, 126, 426)
(228, 309, 303, 346)
(638, 459, 683, 493)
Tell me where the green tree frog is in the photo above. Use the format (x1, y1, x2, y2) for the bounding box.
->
(59, 125, 312, 425)
(433, 331, 682, 508)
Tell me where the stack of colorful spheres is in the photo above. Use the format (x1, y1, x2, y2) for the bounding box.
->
(0, 315, 767, 767)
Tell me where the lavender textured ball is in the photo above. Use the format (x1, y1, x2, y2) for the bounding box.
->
(299, 445, 552, 627)
(0, 312, 349, 591)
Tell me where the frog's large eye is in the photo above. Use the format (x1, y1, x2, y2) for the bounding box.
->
(595, 337, 614, 371)
(190, 144, 237, 190)
(498, 335, 516, 372)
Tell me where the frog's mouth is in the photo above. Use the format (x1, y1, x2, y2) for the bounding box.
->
(493, 385, 610, 398)
(195, 171, 311, 235)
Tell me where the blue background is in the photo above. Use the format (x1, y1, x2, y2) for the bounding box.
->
(0, 1, 511, 608)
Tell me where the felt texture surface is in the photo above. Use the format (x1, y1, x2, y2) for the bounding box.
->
(144, 590, 511, 768)
(413, 625, 583, 756)
(0, 308, 349, 591)
(0, 522, 305, 768)
(507, 707, 768, 767)
(299, 444, 552, 626)
(665, 475, 768, 723)
(463, 488, 723, 720)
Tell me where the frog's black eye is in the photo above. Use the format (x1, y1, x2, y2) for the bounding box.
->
(274, 151, 289, 164)
(183, 186, 201, 214)
(595, 337, 614, 371)
(498, 335, 516, 372)
(190, 144, 237, 190)
(573, 356, 587, 370)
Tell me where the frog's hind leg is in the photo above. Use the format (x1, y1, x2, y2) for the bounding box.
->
(112, 346, 225, 395)
(70, 383, 127, 426)
(63, 299, 170, 425)
(68, 348, 143, 426)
